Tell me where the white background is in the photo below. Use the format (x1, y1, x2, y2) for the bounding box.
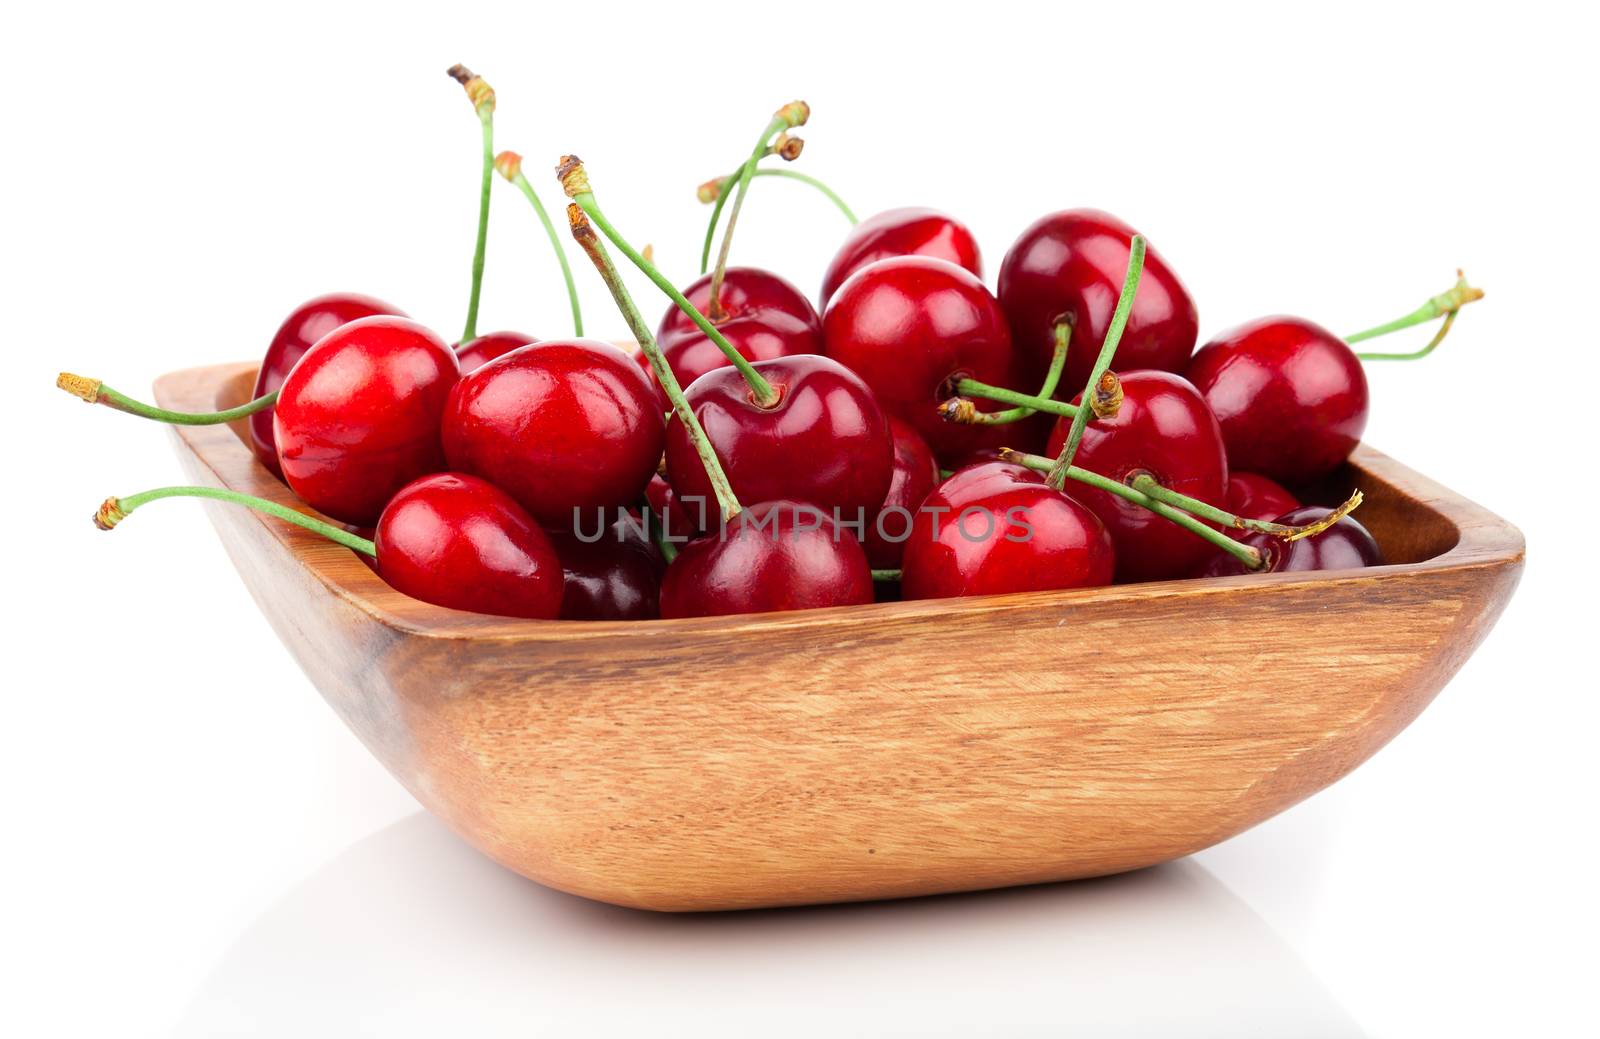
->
(4, 2, 1596, 1035)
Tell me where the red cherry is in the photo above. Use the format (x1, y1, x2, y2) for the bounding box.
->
(249, 292, 405, 476)
(272, 316, 459, 525)
(456, 330, 538, 374)
(374, 473, 563, 619)
(1226, 472, 1301, 522)
(645, 473, 704, 541)
(819, 207, 981, 309)
(998, 209, 1198, 395)
(901, 462, 1114, 599)
(863, 418, 940, 569)
(823, 256, 1019, 463)
(546, 513, 665, 621)
(664, 354, 893, 519)
(650, 267, 821, 406)
(1187, 316, 1369, 483)
(442, 339, 665, 529)
(1046, 370, 1229, 583)
(659, 501, 874, 618)
(1201, 505, 1383, 577)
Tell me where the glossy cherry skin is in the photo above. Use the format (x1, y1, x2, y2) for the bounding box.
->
(650, 267, 821, 406)
(665, 354, 893, 519)
(819, 207, 982, 309)
(373, 473, 563, 619)
(273, 316, 459, 525)
(998, 209, 1199, 395)
(442, 339, 665, 529)
(823, 255, 1021, 464)
(901, 462, 1114, 599)
(1226, 472, 1301, 521)
(863, 418, 940, 569)
(1202, 505, 1383, 578)
(1187, 316, 1369, 484)
(546, 512, 665, 621)
(250, 292, 405, 476)
(659, 500, 874, 618)
(1045, 370, 1229, 584)
(456, 330, 537, 374)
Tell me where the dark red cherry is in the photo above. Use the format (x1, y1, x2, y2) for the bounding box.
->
(456, 330, 537, 374)
(1046, 370, 1228, 583)
(901, 462, 1114, 599)
(1201, 505, 1383, 577)
(819, 207, 981, 309)
(374, 472, 563, 619)
(650, 267, 821, 406)
(546, 511, 665, 621)
(273, 316, 459, 525)
(250, 292, 405, 476)
(664, 354, 893, 519)
(998, 209, 1198, 395)
(659, 501, 874, 618)
(442, 339, 665, 529)
(823, 255, 1019, 464)
(1226, 472, 1301, 522)
(863, 418, 940, 569)
(1187, 316, 1369, 483)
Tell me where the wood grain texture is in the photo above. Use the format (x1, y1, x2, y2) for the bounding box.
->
(154, 362, 1525, 911)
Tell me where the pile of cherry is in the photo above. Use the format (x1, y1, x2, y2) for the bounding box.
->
(62, 71, 1484, 622)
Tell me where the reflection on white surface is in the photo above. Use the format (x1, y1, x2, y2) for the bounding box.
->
(178, 814, 1363, 1038)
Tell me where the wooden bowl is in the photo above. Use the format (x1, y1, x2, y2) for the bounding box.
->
(156, 362, 1524, 912)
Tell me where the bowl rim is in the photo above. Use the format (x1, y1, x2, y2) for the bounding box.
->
(154, 361, 1526, 644)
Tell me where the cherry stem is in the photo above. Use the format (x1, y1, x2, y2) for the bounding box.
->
(565, 202, 742, 522)
(1126, 472, 1365, 541)
(558, 156, 779, 406)
(448, 65, 497, 344)
(644, 502, 680, 563)
(1000, 450, 1264, 570)
(954, 321, 1073, 425)
(945, 383, 1082, 421)
(496, 154, 584, 336)
(699, 167, 857, 271)
(57, 373, 276, 424)
(1047, 235, 1147, 489)
(95, 486, 376, 556)
(870, 569, 902, 582)
(706, 102, 809, 321)
(1345, 271, 1484, 358)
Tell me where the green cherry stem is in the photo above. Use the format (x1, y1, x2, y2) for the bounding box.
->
(950, 321, 1073, 425)
(870, 569, 902, 582)
(495, 151, 584, 336)
(57, 373, 275, 424)
(558, 155, 779, 407)
(565, 202, 742, 522)
(1047, 235, 1146, 489)
(699, 167, 858, 270)
(940, 383, 1082, 424)
(447, 64, 497, 344)
(999, 450, 1264, 570)
(95, 486, 376, 555)
(1346, 271, 1484, 358)
(706, 102, 810, 320)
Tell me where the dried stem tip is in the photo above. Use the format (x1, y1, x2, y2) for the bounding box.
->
(557, 154, 590, 198)
(566, 201, 595, 242)
(937, 397, 979, 424)
(1281, 489, 1365, 542)
(774, 100, 810, 128)
(1090, 371, 1123, 419)
(774, 133, 805, 161)
(494, 150, 523, 181)
(57, 372, 102, 403)
(697, 176, 726, 204)
(446, 63, 495, 114)
(94, 496, 127, 530)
